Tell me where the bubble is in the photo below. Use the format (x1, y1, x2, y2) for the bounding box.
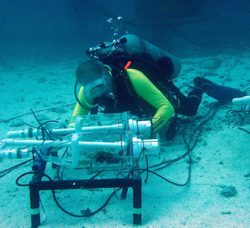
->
(107, 18, 113, 23)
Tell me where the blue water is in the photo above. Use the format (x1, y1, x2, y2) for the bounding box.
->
(1, 0, 250, 59)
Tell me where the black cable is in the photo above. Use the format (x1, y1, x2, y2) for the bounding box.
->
(113, 169, 127, 179)
(147, 158, 177, 169)
(23, 119, 59, 129)
(31, 108, 53, 141)
(238, 127, 250, 135)
(52, 187, 122, 218)
(16, 171, 53, 187)
(33, 148, 44, 162)
(22, 121, 36, 128)
(152, 151, 190, 172)
(39, 196, 46, 214)
(184, 102, 221, 151)
(56, 147, 69, 180)
(227, 106, 246, 113)
(133, 168, 190, 187)
(140, 102, 221, 186)
(0, 159, 32, 179)
(227, 109, 245, 127)
(90, 170, 105, 179)
(144, 155, 149, 183)
(41, 120, 60, 126)
(0, 103, 75, 124)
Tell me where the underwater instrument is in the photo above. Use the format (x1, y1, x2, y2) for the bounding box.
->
(0, 112, 159, 169)
(85, 34, 181, 79)
(0, 112, 162, 227)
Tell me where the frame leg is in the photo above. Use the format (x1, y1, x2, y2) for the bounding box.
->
(133, 173, 142, 225)
(29, 181, 40, 228)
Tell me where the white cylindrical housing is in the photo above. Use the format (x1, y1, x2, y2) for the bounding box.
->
(1, 138, 127, 150)
(7, 129, 32, 138)
(7, 124, 126, 139)
(132, 137, 159, 159)
(0, 149, 30, 159)
(1, 139, 71, 149)
(232, 96, 250, 105)
(129, 119, 152, 138)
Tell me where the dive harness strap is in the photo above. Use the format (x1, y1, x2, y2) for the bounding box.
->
(74, 81, 91, 111)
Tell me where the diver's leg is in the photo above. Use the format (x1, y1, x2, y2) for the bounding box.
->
(178, 76, 246, 116)
(194, 77, 246, 102)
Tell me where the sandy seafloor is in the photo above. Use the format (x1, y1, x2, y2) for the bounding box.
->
(0, 40, 250, 228)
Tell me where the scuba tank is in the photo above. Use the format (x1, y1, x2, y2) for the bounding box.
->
(86, 34, 181, 79)
(118, 34, 181, 79)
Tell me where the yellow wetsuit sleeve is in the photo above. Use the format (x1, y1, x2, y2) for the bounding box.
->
(68, 86, 93, 128)
(127, 68, 174, 131)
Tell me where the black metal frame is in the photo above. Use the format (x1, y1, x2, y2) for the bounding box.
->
(29, 175, 142, 228)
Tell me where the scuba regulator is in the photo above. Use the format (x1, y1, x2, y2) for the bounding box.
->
(86, 37, 128, 59)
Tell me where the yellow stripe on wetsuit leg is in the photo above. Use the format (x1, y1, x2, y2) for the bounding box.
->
(127, 69, 174, 131)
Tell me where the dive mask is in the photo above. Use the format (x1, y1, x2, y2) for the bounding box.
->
(83, 77, 107, 99)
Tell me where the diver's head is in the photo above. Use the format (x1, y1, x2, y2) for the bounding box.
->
(76, 60, 108, 99)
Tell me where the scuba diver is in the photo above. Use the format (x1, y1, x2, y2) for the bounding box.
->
(68, 34, 246, 139)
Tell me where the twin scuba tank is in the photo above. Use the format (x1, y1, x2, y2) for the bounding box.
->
(86, 34, 181, 79)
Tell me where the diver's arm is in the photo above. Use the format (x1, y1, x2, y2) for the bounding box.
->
(68, 86, 92, 128)
(127, 69, 174, 131)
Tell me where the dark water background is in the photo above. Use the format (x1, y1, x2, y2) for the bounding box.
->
(0, 0, 250, 60)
